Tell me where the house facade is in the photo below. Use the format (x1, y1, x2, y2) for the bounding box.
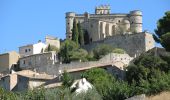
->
(0, 51, 20, 75)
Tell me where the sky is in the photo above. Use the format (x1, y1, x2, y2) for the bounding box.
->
(0, 0, 170, 53)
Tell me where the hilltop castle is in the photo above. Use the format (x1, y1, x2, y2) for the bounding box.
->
(66, 5, 142, 41)
(66, 5, 155, 57)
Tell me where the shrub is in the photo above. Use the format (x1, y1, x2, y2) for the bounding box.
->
(93, 44, 113, 59)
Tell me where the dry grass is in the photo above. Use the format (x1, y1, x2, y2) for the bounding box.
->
(146, 92, 170, 100)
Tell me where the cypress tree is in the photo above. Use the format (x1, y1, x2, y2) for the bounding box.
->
(47, 44, 51, 51)
(72, 19, 79, 45)
(77, 22, 84, 46)
(63, 41, 70, 63)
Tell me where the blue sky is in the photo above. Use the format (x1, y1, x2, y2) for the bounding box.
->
(0, 0, 170, 53)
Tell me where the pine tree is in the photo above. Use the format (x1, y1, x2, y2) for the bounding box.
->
(72, 19, 79, 45)
(77, 22, 84, 46)
(154, 11, 170, 51)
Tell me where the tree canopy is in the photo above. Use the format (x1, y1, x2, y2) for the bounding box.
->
(93, 44, 114, 59)
(44, 44, 59, 52)
(60, 39, 88, 63)
(154, 11, 170, 51)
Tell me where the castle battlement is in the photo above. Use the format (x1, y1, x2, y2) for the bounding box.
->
(66, 5, 142, 41)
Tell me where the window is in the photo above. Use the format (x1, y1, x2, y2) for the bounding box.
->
(68, 23, 69, 25)
(118, 20, 120, 23)
(25, 49, 27, 53)
(23, 60, 25, 64)
(29, 49, 31, 51)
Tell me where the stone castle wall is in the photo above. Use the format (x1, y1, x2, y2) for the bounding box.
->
(82, 32, 155, 57)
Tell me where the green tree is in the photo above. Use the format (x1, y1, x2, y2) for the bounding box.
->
(60, 40, 78, 63)
(70, 48, 88, 62)
(82, 68, 132, 100)
(62, 71, 74, 88)
(126, 64, 148, 84)
(112, 48, 125, 54)
(72, 19, 79, 45)
(93, 44, 114, 59)
(126, 50, 170, 95)
(82, 68, 115, 100)
(62, 41, 70, 63)
(154, 11, 170, 51)
(0, 87, 18, 100)
(77, 22, 84, 46)
(45, 44, 59, 52)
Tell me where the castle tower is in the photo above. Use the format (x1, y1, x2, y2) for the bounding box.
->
(95, 5, 111, 14)
(66, 12, 76, 39)
(129, 10, 142, 33)
(122, 19, 130, 33)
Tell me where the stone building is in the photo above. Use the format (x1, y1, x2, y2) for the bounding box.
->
(19, 41, 47, 57)
(19, 51, 58, 70)
(0, 70, 54, 91)
(66, 5, 142, 41)
(45, 35, 60, 49)
(0, 51, 20, 75)
(19, 36, 60, 57)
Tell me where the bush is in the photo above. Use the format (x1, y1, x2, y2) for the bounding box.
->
(126, 51, 170, 96)
(70, 48, 88, 62)
(93, 44, 113, 59)
(112, 48, 125, 54)
(62, 71, 74, 88)
(82, 68, 132, 100)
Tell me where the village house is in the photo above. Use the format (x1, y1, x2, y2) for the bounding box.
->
(0, 51, 20, 75)
(0, 70, 54, 91)
(19, 51, 59, 70)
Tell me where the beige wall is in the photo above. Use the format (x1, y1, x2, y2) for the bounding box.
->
(145, 32, 155, 51)
(10, 74, 18, 90)
(19, 45, 33, 57)
(45, 36, 60, 49)
(0, 53, 9, 72)
(0, 51, 20, 73)
(29, 80, 46, 89)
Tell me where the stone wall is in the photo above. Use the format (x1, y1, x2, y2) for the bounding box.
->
(0, 51, 20, 74)
(34, 53, 133, 76)
(45, 36, 60, 49)
(82, 32, 155, 57)
(19, 51, 58, 69)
